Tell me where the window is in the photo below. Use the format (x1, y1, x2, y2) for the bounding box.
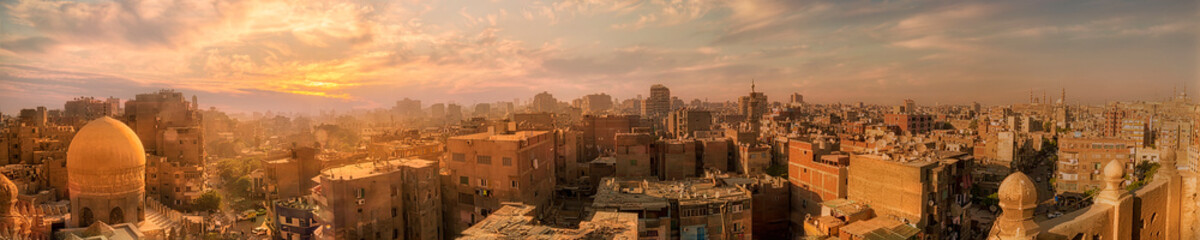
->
(357, 188, 366, 199)
(479, 178, 488, 187)
(630, 159, 637, 166)
(477, 156, 492, 164)
(502, 157, 513, 166)
(460, 176, 469, 185)
(511, 181, 518, 188)
(452, 153, 466, 161)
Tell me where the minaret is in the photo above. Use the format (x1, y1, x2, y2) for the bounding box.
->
(751, 79, 756, 93)
(1060, 88, 1066, 105)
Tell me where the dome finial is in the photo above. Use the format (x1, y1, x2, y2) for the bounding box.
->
(0, 174, 16, 215)
(991, 172, 1039, 239)
(1098, 160, 1128, 203)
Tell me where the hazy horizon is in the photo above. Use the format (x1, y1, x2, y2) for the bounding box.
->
(2, 0, 1197, 114)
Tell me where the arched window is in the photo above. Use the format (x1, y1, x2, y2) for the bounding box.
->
(79, 207, 94, 226)
(110, 207, 125, 224)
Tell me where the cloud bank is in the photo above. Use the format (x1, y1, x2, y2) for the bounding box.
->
(0, 0, 1195, 113)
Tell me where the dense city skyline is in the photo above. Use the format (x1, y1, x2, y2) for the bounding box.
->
(2, 1, 1200, 239)
(2, 0, 1197, 114)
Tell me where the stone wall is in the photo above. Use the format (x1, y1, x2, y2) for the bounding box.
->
(990, 157, 1197, 240)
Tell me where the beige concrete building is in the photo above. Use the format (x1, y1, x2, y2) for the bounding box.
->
(698, 138, 732, 172)
(123, 90, 205, 208)
(736, 143, 771, 174)
(314, 158, 441, 240)
(658, 139, 698, 180)
(442, 130, 556, 237)
(532, 91, 559, 113)
(1, 109, 75, 199)
(258, 147, 322, 199)
(1056, 137, 1137, 193)
(614, 132, 656, 178)
(642, 84, 672, 119)
(665, 109, 712, 138)
(580, 114, 640, 160)
(721, 174, 790, 240)
(63, 96, 121, 125)
(580, 93, 614, 115)
(846, 152, 973, 239)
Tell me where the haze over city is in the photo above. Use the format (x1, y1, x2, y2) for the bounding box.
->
(2, 1, 1200, 240)
(2, 0, 1197, 114)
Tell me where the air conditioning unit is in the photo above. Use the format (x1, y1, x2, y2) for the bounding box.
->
(356, 199, 366, 205)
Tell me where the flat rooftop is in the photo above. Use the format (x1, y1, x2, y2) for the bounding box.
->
(320, 158, 435, 181)
(450, 130, 550, 141)
(840, 217, 920, 240)
(459, 204, 637, 240)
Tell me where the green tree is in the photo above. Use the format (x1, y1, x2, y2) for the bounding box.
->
(193, 191, 222, 212)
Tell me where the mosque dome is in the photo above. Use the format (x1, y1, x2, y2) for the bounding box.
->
(998, 172, 1037, 208)
(66, 117, 146, 195)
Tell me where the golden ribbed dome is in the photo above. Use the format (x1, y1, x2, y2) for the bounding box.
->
(67, 117, 146, 172)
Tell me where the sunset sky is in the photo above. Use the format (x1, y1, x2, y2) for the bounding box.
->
(1, 0, 1196, 114)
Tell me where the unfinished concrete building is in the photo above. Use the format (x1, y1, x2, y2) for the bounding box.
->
(658, 139, 698, 180)
(614, 132, 656, 178)
(665, 109, 712, 138)
(593, 177, 753, 240)
(123, 90, 205, 208)
(846, 151, 973, 239)
(442, 130, 556, 237)
(315, 158, 441, 240)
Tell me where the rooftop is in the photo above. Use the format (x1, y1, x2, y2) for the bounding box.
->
(275, 197, 319, 211)
(320, 158, 435, 181)
(451, 130, 550, 141)
(839, 217, 921, 240)
(820, 199, 871, 217)
(458, 203, 637, 240)
(593, 177, 751, 210)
